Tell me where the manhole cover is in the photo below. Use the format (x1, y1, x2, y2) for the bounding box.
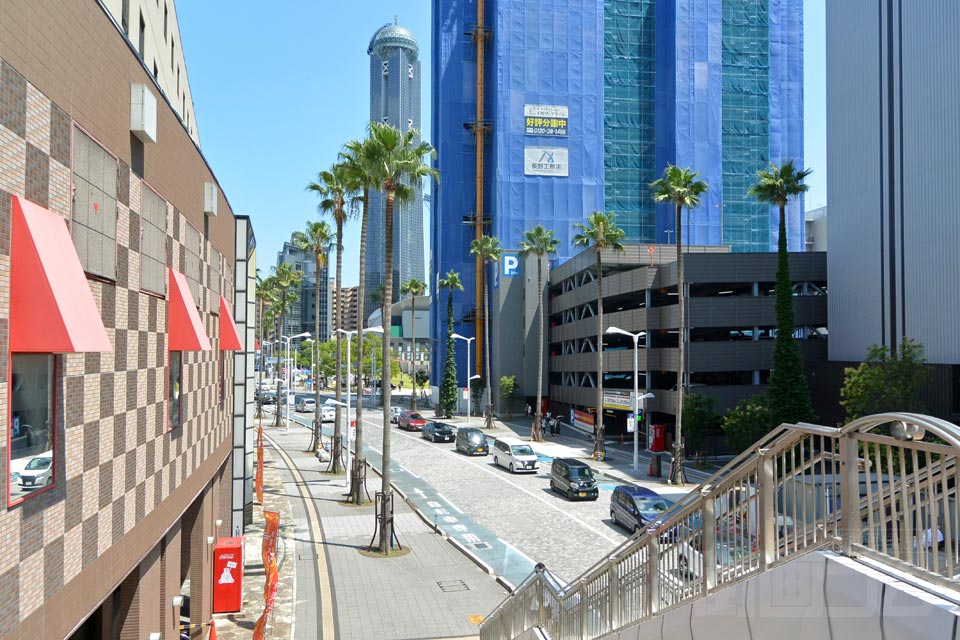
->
(438, 580, 470, 593)
(472, 541, 492, 550)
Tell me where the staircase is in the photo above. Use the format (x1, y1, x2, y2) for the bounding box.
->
(480, 413, 960, 640)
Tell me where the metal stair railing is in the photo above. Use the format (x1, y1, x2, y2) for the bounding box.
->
(480, 413, 960, 640)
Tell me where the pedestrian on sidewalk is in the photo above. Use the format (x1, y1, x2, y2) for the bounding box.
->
(525, 403, 532, 419)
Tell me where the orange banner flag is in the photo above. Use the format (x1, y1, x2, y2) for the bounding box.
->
(252, 510, 280, 640)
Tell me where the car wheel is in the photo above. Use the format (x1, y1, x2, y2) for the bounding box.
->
(611, 510, 618, 526)
(678, 555, 690, 578)
(46, 477, 53, 486)
(633, 524, 641, 535)
(509, 462, 515, 473)
(494, 456, 499, 468)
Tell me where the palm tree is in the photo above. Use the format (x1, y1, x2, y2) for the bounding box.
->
(270, 263, 303, 427)
(519, 226, 560, 442)
(438, 270, 463, 418)
(469, 235, 503, 429)
(255, 272, 278, 419)
(651, 164, 708, 484)
(573, 212, 626, 458)
(400, 278, 426, 410)
(307, 163, 356, 474)
(749, 160, 814, 426)
(340, 135, 383, 504)
(367, 121, 438, 553)
(292, 221, 334, 453)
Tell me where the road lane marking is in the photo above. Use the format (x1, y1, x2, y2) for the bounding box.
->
(436, 491, 464, 514)
(398, 464, 421, 479)
(359, 416, 621, 544)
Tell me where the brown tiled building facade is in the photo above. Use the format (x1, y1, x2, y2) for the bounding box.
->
(0, 1, 244, 638)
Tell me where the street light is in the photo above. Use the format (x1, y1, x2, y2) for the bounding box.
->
(605, 326, 654, 471)
(451, 333, 477, 426)
(337, 326, 384, 488)
(281, 332, 310, 421)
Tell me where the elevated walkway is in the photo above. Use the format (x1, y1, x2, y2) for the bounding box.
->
(480, 413, 960, 639)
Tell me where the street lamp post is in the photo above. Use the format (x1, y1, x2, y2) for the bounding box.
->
(451, 333, 478, 425)
(280, 332, 311, 423)
(338, 326, 384, 489)
(605, 326, 654, 471)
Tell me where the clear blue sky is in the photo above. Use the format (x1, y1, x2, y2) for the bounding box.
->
(178, 1, 826, 288)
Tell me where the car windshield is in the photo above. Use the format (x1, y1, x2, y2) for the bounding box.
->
(409, 413, 423, 420)
(468, 433, 484, 443)
(25, 458, 51, 470)
(635, 497, 670, 513)
(512, 445, 535, 456)
(570, 467, 594, 479)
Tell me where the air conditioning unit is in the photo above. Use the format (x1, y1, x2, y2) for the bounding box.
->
(130, 84, 157, 143)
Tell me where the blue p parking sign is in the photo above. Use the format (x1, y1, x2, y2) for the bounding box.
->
(503, 254, 520, 277)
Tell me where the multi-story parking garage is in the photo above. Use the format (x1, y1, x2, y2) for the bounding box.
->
(547, 246, 828, 448)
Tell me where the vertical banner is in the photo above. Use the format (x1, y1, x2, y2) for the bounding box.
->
(255, 424, 264, 504)
(252, 510, 280, 640)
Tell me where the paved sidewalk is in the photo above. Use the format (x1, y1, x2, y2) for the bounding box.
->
(215, 418, 508, 640)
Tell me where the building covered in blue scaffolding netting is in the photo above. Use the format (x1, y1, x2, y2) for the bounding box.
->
(430, 0, 804, 408)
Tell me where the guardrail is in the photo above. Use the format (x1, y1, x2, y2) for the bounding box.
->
(480, 413, 960, 640)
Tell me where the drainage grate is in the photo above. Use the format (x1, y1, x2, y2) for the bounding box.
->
(471, 541, 492, 550)
(438, 580, 470, 593)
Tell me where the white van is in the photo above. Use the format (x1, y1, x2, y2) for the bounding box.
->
(492, 437, 539, 473)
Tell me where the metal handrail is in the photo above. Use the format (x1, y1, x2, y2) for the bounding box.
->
(480, 413, 960, 640)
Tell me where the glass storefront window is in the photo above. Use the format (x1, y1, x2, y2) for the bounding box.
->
(9, 354, 55, 503)
(169, 351, 182, 428)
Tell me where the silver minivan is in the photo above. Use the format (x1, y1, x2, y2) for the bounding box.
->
(492, 437, 539, 473)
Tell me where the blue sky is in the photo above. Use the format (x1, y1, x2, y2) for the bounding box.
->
(178, 1, 826, 288)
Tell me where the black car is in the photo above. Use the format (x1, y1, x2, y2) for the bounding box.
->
(550, 458, 599, 501)
(455, 427, 488, 455)
(261, 392, 277, 405)
(422, 422, 455, 443)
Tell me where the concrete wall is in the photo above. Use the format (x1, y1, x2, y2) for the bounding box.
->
(613, 552, 960, 640)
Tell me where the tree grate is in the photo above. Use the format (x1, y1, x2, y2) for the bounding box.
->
(438, 580, 470, 593)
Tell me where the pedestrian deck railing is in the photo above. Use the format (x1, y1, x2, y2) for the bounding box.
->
(480, 413, 960, 640)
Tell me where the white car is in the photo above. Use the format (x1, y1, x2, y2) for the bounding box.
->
(390, 406, 402, 423)
(492, 437, 539, 473)
(17, 453, 54, 488)
(320, 405, 336, 423)
(295, 398, 316, 413)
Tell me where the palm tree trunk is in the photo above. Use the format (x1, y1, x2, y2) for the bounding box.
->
(256, 298, 265, 419)
(309, 255, 321, 452)
(351, 187, 370, 504)
(275, 292, 286, 427)
(410, 296, 418, 411)
(672, 202, 687, 484)
(331, 222, 344, 474)
(533, 253, 545, 442)
(594, 250, 604, 456)
(483, 267, 493, 429)
(380, 185, 396, 554)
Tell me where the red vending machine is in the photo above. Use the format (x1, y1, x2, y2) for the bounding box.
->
(648, 424, 666, 452)
(212, 537, 244, 613)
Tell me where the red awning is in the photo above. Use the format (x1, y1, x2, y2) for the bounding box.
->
(219, 296, 243, 350)
(10, 196, 112, 353)
(168, 268, 211, 351)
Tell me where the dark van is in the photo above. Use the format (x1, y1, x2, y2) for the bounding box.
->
(455, 427, 488, 456)
(550, 458, 599, 501)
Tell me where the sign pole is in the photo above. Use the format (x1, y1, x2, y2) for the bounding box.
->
(633, 334, 639, 472)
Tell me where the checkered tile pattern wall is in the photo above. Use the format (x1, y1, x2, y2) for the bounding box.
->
(0, 59, 233, 631)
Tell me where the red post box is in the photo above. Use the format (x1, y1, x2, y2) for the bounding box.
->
(212, 537, 244, 614)
(648, 424, 666, 452)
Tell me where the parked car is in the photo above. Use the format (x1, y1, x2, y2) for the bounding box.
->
(295, 398, 316, 413)
(319, 405, 336, 423)
(610, 485, 674, 534)
(492, 437, 539, 473)
(671, 527, 753, 580)
(398, 411, 427, 431)
(550, 458, 599, 501)
(390, 406, 403, 423)
(422, 422, 455, 443)
(455, 427, 488, 456)
(261, 392, 277, 405)
(18, 454, 53, 488)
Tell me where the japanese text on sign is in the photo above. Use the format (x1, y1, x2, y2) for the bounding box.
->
(524, 104, 569, 136)
(524, 147, 569, 177)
